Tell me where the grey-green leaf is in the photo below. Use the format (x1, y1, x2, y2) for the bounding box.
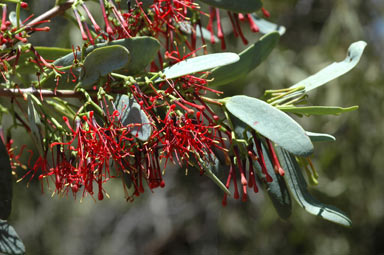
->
(0, 220, 26, 255)
(290, 41, 367, 92)
(158, 53, 239, 81)
(108, 37, 159, 75)
(80, 45, 130, 87)
(0, 140, 12, 220)
(306, 131, 336, 142)
(225, 95, 313, 156)
(209, 32, 279, 87)
(252, 141, 292, 219)
(27, 95, 43, 156)
(277, 148, 352, 227)
(278, 105, 359, 116)
(54, 37, 160, 75)
(251, 14, 286, 35)
(199, 0, 262, 13)
(114, 94, 152, 141)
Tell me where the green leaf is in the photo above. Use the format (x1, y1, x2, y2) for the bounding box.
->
(225, 95, 313, 156)
(199, 0, 262, 13)
(27, 95, 43, 156)
(54, 37, 160, 75)
(0, 140, 12, 220)
(114, 94, 152, 141)
(290, 41, 367, 92)
(252, 141, 292, 219)
(209, 32, 280, 87)
(251, 14, 286, 35)
(0, 220, 26, 255)
(108, 37, 160, 75)
(306, 132, 336, 142)
(157, 53, 239, 81)
(34, 47, 73, 61)
(80, 45, 130, 87)
(278, 105, 359, 116)
(277, 148, 352, 227)
(16, 46, 72, 74)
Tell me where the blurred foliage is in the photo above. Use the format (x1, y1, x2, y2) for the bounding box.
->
(6, 0, 384, 254)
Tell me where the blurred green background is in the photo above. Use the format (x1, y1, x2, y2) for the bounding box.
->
(7, 0, 384, 254)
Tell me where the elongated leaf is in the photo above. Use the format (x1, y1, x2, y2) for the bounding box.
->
(54, 37, 160, 75)
(179, 22, 219, 43)
(209, 32, 279, 87)
(80, 45, 130, 87)
(34, 47, 73, 60)
(0, 220, 25, 255)
(114, 94, 152, 141)
(225, 95, 313, 156)
(306, 131, 336, 142)
(200, 0, 262, 13)
(157, 53, 239, 81)
(278, 105, 358, 116)
(277, 148, 352, 227)
(251, 14, 286, 35)
(0, 140, 12, 220)
(252, 141, 292, 219)
(15, 46, 72, 74)
(27, 95, 43, 156)
(290, 41, 367, 92)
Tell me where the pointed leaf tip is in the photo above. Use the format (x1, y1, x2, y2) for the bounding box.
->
(306, 131, 336, 142)
(291, 41, 367, 92)
(278, 148, 352, 227)
(157, 53, 239, 81)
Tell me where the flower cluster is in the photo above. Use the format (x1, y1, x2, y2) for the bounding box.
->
(4, 0, 287, 204)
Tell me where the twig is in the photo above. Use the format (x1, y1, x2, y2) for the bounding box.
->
(25, 1, 75, 28)
(0, 88, 129, 98)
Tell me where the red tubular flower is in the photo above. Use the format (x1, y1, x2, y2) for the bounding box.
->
(1, 5, 7, 32)
(99, 0, 114, 36)
(81, 3, 101, 32)
(266, 139, 285, 176)
(73, 9, 88, 41)
(253, 135, 273, 182)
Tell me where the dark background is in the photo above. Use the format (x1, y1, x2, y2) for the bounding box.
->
(6, 0, 384, 254)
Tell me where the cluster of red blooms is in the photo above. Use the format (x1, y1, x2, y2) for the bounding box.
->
(3, 0, 288, 204)
(0, 3, 55, 81)
(73, 0, 199, 48)
(205, 6, 270, 49)
(0, 2, 53, 47)
(74, 0, 269, 56)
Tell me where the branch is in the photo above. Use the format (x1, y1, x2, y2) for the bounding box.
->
(0, 88, 83, 98)
(25, 1, 75, 28)
(0, 88, 129, 98)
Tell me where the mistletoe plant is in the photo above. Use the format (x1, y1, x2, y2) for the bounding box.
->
(0, 0, 366, 254)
